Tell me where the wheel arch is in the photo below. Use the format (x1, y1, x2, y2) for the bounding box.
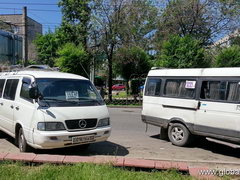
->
(168, 117, 194, 133)
(15, 123, 22, 145)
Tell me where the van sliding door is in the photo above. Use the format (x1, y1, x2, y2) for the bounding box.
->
(195, 80, 240, 141)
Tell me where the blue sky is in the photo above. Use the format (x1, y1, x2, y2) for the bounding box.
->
(0, 0, 62, 33)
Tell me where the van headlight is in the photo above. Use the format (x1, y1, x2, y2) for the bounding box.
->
(97, 118, 110, 127)
(37, 122, 66, 131)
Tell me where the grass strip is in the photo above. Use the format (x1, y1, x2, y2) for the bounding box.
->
(0, 161, 193, 180)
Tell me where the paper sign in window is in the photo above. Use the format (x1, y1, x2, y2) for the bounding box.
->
(185, 81, 196, 89)
(65, 91, 79, 100)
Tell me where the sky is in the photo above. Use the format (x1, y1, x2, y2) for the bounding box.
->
(0, 0, 62, 33)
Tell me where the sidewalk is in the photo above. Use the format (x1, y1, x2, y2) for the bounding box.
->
(1, 152, 239, 179)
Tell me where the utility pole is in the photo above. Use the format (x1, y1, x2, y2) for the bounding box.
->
(22, 6, 28, 66)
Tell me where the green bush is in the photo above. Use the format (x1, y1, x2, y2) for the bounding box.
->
(216, 45, 240, 67)
(156, 35, 210, 68)
(55, 43, 89, 77)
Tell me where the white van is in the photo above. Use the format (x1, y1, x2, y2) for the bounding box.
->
(142, 67, 240, 147)
(0, 69, 111, 152)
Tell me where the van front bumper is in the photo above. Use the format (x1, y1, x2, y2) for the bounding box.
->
(30, 126, 111, 149)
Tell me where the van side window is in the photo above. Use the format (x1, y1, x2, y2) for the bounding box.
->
(0, 79, 5, 97)
(200, 81, 227, 100)
(164, 79, 195, 98)
(145, 78, 161, 96)
(3, 79, 19, 101)
(20, 78, 33, 102)
(226, 82, 240, 102)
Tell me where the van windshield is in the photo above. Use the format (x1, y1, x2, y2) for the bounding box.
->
(36, 78, 105, 107)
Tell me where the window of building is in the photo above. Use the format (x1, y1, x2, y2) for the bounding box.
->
(145, 78, 161, 96)
(3, 79, 19, 101)
(0, 79, 5, 97)
(164, 79, 196, 98)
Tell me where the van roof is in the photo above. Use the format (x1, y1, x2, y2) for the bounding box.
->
(0, 70, 88, 80)
(148, 67, 240, 77)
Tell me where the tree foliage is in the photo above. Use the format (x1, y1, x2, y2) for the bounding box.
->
(156, 0, 240, 47)
(115, 46, 151, 81)
(156, 35, 209, 68)
(117, 0, 158, 50)
(55, 43, 90, 77)
(34, 32, 59, 67)
(58, 0, 91, 48)
(216, 45, 240, 67)
(231, 36, 240, 46)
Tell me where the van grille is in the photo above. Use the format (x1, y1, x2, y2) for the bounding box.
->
(65, 119, 97, 130)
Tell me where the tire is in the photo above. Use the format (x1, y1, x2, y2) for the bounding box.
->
(168, 123, 192, 147)
(18, 128, 31, 152)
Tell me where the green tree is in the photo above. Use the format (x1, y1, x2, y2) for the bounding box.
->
(230, 36, 240, 46)
(91, 0, 126, 100)
(156, 0, 240, 47)
(117, 0, 158, 50)
(115, 46, 151, 92)
(91, 0, 158, 100)
(55, 43, 90, 77)
(216, 45, 240, 67)
(156, 35, 209, 68)
(34, 32, 59, 67)
(58, 0, 91, 48)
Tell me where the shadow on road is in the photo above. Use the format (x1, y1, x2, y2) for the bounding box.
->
(33, 141, 129, 156)
(0, 130, 129, 156)
(150, 133, 240, 159)
(0, 131, 15, 144)
(195, 138, 240, 159)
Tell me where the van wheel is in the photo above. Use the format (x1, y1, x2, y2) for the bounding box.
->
(168, 123, 192, 147)
(18, 128, 31, 152)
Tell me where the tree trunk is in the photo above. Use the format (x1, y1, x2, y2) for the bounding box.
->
(107, 45, 114, 102)
(108, 58, 113, 102)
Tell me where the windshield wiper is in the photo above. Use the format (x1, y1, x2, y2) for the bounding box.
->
(43, 98, 78, 104)
(73, 98, 103, 105)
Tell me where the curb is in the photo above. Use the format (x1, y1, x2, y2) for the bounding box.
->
(0, 153, 222, 179)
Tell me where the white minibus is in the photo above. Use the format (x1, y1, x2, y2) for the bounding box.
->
(142, 67, 240, 146)
(0, 69, 111, 152)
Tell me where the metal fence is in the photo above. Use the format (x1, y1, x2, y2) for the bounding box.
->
(104, 91, 143, 106)
(102, 75, 145, 106)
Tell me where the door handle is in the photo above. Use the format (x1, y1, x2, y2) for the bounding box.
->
(15, 106, 19, 110)
(10, 105, 14, 109)
(197, 101, 201, 110)
(0, 102, 3, 106)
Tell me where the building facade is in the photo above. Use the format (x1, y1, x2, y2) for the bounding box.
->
(0, 13, 42, 61)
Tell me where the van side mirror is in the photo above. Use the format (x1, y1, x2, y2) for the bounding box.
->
(29, 87, 39, 99)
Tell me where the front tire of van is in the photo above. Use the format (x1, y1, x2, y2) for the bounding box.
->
(168, 123, 192, 147)
(18, 128, 31, 152)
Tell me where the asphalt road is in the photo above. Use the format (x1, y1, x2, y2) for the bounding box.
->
(0, 108, 239, 164)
